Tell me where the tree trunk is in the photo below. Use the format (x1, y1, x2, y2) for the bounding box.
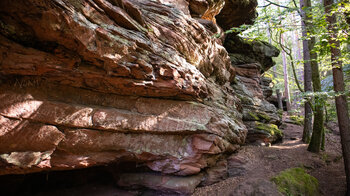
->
(281, 35, 291, 111)
(324, 0, 350, 193)
(266, 16, 277, 79)
(294, 28, 304, 84)
(300, 0, 313, 143)
(307, 35, 324, 153)
(292, 13, 303, 76)
(276, 89, 283, 109)
(306, 0, 324, 153)
(324, 105, 329, 123)
(345, 0, 350, 25)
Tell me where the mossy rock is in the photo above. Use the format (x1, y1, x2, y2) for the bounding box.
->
(237, 94, 253, 104)
(271, 167, 319, 196)
(277, 109, 283, 119)
(256, 122, 283, 138)
(248, 111, 260, 121)
(290, 115, 304, 126)
(257, 112, 271, 121)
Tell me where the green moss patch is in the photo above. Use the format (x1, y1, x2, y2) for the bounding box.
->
(256, 122, 283, 138)
(257, 112, 271, 121)
(271, 167, 319, 196)
(290, 115, 304, 126)
(248, 111, 260, 120)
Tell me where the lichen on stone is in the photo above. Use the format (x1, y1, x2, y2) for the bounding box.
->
(271, 167, 319, 196)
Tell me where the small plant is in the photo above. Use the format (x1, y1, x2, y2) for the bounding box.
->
(320, 153, 331, 164)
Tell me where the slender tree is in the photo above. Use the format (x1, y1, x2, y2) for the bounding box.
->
(274, 0, 292, 112)
(281, 34, 292, 111)
(276, 89, 284, 109)
(306, 0, 324, 153)
(307, 34, 324, 153)
(300, 0, 313, 143)
(277, 32, 304, 93)
(324, 0, 350, 193)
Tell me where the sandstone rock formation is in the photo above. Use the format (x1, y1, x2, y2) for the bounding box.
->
(225, 35, 283, 145)
(0, 0, 250, 194)
(0, 0, 281, 194)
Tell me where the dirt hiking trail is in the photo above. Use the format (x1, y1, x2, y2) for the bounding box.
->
(193, 113, 346, 196)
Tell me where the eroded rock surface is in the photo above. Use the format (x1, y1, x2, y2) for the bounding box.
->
(0, 82, 246, 176)
(0, 0, 236, 99)
(0, 0, 249, 194)
(225, 35, 283, 144)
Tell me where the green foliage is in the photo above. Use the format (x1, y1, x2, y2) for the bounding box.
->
(225, 0, 350, 120)
(271, 167, 319, 196)
(225, 24, 253, 34)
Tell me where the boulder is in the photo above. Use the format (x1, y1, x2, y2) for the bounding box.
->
(261, 77, 273, 98)
(216, 0, 258, 30)
(225, 35, 280, 72)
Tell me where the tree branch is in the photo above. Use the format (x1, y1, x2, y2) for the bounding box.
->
(291, 0, 302, 16)
(264, 0, 292, 9)
(262, 0, 301, 16)
(258, 3, 272, 8)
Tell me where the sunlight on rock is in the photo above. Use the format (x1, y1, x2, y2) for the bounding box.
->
(1, 100, 43, 119)
(78, 156, 90, 167)
(0, 151, 53, 168)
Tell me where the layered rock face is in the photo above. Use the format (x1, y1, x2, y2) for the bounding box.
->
(0, 0, 280, 194)
(0, 0, 251, 194)
(225, 35, 283, 144)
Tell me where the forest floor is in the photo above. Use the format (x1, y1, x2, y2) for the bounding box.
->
(193, 113, 346, 196)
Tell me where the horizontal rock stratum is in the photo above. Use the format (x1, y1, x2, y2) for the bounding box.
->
(0, 0, 280, 194)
